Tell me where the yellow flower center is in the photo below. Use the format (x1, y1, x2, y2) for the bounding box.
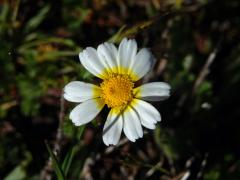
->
(100, 74, 134, 109)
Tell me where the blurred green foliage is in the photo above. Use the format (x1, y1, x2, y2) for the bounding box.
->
(0, 0, 240, 179)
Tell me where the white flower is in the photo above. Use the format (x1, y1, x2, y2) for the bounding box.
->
(63, 38, 171, 146)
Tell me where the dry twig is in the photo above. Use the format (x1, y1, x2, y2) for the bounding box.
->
(192, 46, 219, 95)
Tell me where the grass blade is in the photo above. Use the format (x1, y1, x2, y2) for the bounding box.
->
(45, 141, 65, 180)
(61, 146, 77, 176)
(24, 5, 50, 33)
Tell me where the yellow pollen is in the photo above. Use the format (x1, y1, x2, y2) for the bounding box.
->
(100, 74, 134, 109)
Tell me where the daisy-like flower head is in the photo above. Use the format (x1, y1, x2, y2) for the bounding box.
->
(64, 38, 170, 146)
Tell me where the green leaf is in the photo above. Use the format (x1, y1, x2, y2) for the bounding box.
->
(154, 126, 178, 160)
(37, 51, 80, 61)
(0, 3, 9, 23)
(62, 146, 77, 176)
(204, 166, 220, 180)
(20, 37, 80, 51)
(4, 165, 26, 180)
(4, 152, 32, 180)
(0, 3, 10, 34)
(24, 5, 50, 33)
(45, 142, 65, 180)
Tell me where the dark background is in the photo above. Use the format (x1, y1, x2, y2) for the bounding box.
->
(0, 0, 240, 179)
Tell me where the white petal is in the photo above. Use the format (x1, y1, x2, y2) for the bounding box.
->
(130, 48, 156, 81)
(64, 81, 100, 103)
(132, 99, 161, 129)
(134, 82, 171, 101)
(117, 38, 137, 73)
(102, 110, 123, 146)
(69, 98, 104, 126)
(123, 106, 143, 142)
(64, 93, 85, 103)
(97, 42, 118, 73)
(79, 47, 108, 79)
